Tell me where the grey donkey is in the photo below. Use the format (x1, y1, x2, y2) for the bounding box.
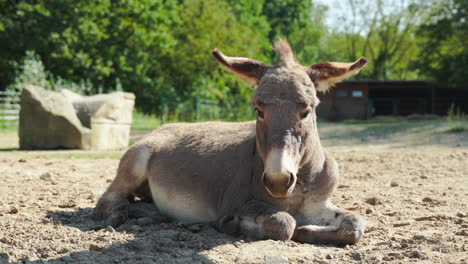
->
(93, 39, 369, 245)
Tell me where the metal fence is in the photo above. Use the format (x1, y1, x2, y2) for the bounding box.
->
(0, 91, 20, 129)
(159, 97, 254, 124)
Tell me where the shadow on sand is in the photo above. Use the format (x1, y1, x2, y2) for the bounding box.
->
(6, 203, 239, 264)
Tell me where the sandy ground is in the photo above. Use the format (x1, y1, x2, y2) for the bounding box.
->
(0, 122, 467, 264)
(0, 145, 466, 264)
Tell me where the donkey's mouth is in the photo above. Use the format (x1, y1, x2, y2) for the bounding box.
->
(263, 180, 296, 199)
(264, 187, 290, 199)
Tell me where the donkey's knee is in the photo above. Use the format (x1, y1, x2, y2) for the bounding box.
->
(262, 212, 296, 241)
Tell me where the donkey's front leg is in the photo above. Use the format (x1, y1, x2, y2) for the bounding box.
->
(293, 200, 365, 245)
(216, 200, 296, 241)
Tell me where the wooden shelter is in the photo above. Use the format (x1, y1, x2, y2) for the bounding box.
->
(316, 80, 468, 120)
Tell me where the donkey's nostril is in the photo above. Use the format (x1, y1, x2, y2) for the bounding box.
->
(287, 172, 295, 188)
(263, 173, 272, 188)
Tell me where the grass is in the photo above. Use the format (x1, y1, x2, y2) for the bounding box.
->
(131, 111, 162, 131)
(447, 124, 467, 133)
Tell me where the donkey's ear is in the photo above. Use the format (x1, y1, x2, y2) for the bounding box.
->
(213, 49, 270, 87)
(308, 57, 368, 92)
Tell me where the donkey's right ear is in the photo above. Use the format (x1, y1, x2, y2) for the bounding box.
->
(213, 49, 270, 87)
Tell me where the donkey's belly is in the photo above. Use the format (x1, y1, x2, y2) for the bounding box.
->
(148, 177, 217, 223)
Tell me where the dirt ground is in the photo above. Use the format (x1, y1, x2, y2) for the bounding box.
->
(0, 125, 467, 263)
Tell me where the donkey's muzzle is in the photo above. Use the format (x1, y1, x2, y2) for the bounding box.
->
(263, 148, 298, 199)
(262, 172, 296, 199)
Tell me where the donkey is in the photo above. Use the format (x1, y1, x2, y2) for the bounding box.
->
(93, 39, 368, 245)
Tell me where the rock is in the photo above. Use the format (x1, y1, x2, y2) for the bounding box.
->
(401, 242, 409, 248)
(351, 252, 363, 260)
(413, 235, 425, 240)
(106, 179, 113, 183)
(422, 197, 433, 203)
(19, 85, 91, 150)
(409, 250, 422, 259)
(325, 254, 334, 259)
(393, 221, 411, 227)
(62, 89, 135, 150)
(456, 212, 465, 218)
(265, 256, 289, 264)
(420, 174, 428, 179)
(129, 225, 143, 232)
(105, 226, 115, 233)
(89, 244, 103, 251)
(455, 230, 468, 236)
(366, 208, 375, 214)
(390, 181, 399, 187)
(57, 248, 69, 254)
(19, 85, 135, 150)
(365, 197, 381, 205)
(383, 211, 397, 216)
(18, 159, 27, 163)
(58, 201, 76, 208)
(137, 217, 154, 226)
(10, 207, 18, 214)
(39, 172, 52, 181)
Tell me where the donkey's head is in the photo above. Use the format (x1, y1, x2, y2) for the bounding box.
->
(213, 39, 367, 199)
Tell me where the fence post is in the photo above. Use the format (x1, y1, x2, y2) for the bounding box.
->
(160, 98, 166, 125)
(195, 96, 200, 122)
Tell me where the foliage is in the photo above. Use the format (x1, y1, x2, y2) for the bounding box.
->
(2, 0, 322, 114)
(261, 0, 324, 64)
(7, 50, 98, 94)
(319, 0, 435, 80)
(0, 0, 467, 119)
(447, 103, 466, 121)
(414, 0, 468, 86)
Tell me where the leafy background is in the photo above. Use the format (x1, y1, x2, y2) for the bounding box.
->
(0, 0, 466, 116)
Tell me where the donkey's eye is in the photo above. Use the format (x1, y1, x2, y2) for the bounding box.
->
(300, 109, 311, 120)
(255, 108, 264, 119)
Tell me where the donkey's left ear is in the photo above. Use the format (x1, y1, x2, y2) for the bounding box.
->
(213, 49, 270, 87)
(308, 57, 368, 92)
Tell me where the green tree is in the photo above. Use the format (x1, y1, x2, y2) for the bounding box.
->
(414, 0, 468, 86)
(262, 0, 324, 64)
(0, 0, 180, 113)
(0, 0, 329, 115)
(320, 0, 434, 80)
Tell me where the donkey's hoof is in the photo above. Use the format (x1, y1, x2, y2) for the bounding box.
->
(92, 200, 112, 220)
(262, 212, 296, 241)
(339, 214, 365, 244)
(105, 212, 128, 228)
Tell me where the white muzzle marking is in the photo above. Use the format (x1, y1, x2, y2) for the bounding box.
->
(264, 148, 297, 182)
